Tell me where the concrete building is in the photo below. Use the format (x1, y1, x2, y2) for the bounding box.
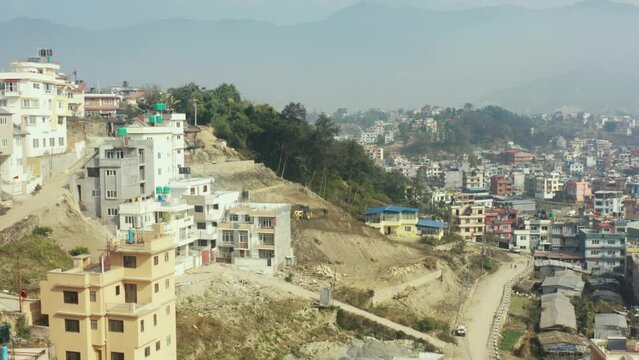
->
(484, 208, 517, 247)
(362, 145, 384, 163)
(566, 179, 592, 203)
(84, 92, 123, 118)
(451, 204, 485, 242)
(117, 198, 197, 275)
(512, 172, 526, 195)
(593, 191, 624, 218)
(463, 169, 484, 189)
(40, 227, 177, 360)
(541, 270, 585, 297)
(416, 219, 447, 240)
(168, 177, 240, 252)
(594, 314, 627, 339)
(514, 218, 552, 251)
(579, 229, 626, 275)
(119, 113, 186, 191)
(490, 175, 513, 196)
(502, 148, 534, 165)
(71, 137, 155, 226)
(364, 206, 419, 237)
(0, 50, 84, 196)
(550, 222, 579, 253)
(217, 203, 293, 275)
(534, 172, 563, 199)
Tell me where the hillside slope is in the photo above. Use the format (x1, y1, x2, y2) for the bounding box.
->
(191, 160, 426, 287)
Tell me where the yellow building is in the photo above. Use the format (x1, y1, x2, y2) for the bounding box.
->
(40, 225, 177, 360)
(451, 204, 485, 242)
(363, 206, 419, 237)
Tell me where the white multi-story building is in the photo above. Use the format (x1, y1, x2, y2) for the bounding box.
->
(0, 50, 84, 195)
(217, 203, 294, 275)
(168, 177, 240, 252)
(514, 218, 553, 251)
(121, 112, 186, 193)
(594, 191, 625, 218)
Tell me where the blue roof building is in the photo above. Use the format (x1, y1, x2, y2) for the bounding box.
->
(363, 206, 419, 237)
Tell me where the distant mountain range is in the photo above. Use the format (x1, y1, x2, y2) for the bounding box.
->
(1, 0, 638, 113)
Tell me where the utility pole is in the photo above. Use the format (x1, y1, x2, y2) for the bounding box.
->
(193, 97, 198, 126)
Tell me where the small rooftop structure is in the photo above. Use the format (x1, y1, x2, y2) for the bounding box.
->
(363, 205, 419, 215)
(540, 293, 577, 332)
(416, 219, 447, 229)
(594, 313, 628, 340)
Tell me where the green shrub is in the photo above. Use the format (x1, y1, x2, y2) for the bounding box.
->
(32, 226, 52, 237)
(416, 316, 449, 333)
(69, 246, 90, 256)
(16, 315, 30, 339)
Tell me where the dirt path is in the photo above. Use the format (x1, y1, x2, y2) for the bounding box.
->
(371, 269, 442, 305)
(452, 253, 529, 360)
(177, 264, 451, 353)
(0, 175, 68, 232)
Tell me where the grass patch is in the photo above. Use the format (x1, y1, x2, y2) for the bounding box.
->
(334, 286, 375, 308)
(509, 295, 527, 317)
(500, 329, 524, 351)
(470, 255, 499, 273)
(0, 231, 73, 292)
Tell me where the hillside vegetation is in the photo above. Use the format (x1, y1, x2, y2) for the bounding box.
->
(170, 83, 410, 214)
(0, 227, 73, 292)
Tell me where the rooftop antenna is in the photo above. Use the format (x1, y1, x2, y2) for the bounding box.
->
(72, 70, 78, 83)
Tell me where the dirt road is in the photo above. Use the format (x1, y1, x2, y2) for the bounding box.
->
(452, 253, 529, 360)
(177, 264, 451, 352)
(0, 175, 68, 232)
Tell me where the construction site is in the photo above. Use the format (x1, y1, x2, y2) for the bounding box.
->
(0, 121, 524, 359)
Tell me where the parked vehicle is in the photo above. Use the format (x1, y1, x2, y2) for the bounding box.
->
(455, 325, 467, 336)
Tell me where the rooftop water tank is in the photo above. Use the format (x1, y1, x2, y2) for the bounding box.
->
(117, 128, 127, 136)
(148, 115, 156, 124)
(156, 114, 163, 123)
(163, 186, 171, 194)
(155, 103, 166, 111)
(155, 186, 163, 194)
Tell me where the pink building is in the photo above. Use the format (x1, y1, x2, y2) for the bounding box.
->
(566, 179, 592, 203)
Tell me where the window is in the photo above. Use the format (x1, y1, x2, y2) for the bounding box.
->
(197, 222, 206, 230)
(66, 352, 81, 360)
(156, 341, 161, 351)
(239, 231, 248, 242)
(154, 255, 159, 265)
(140, 320, 145, 332)
(111, 353, 125, 360)
(259, 217, 273, 228)
(63, 291, 79, 304)
(157, 152, 161, 159)
(59, 137, 64, 146)
(244, 215, 251, 222)
(608, 240, 616, 245)
(106, 170, 116, 176)
(203, 185, 208, 192)
(90, 291, 96, 302)
(213, 204, 219, 210)
(91, 189, 100, 197)
(165, 279, 170, 289)
(158, 168, 161, 175)
(230, 214, 239, 222)
(106, 190, 117, 199)
(404, 226, 412, 232)
(107, 208, 118, 216)
(166, 305, 171, 315)
(164, 252, 169, 262)
(222, 231, 233, 242)
(33, 138, 39, 148)
(190, 187, 196, 195)
(166, 335, 172, 346)
(108, 319, 124, 332)
(145, 347, 151, 357)
(0, 117, 7, 125)
(124, 216, 134, 224)
(123, 256, 137, 268)
(65, 319, 80, 332)
(115, 285, 120, 296)
(0, 139, 7, 147)
(592, 240, 600, 245)
(50, 137, 55, 147)
(91, 320, 98, 330)
(154, 283, 159, 293)
(154, 314, 158, 326)
(194, 206, 204, 213)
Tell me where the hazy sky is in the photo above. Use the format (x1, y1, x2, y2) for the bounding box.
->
(3, 0, 639, 28)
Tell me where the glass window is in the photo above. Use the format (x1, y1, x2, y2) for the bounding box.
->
(156, 341, 161, 351)
(66, 352, 81, 360)
(91, 320, 98, 330)
(63, 291, 78, 304)
(154, 256, 159, 265)
(65, 319, 80, 332)
(123, 256, 137, 268)
(111, 353, 125, 360)
(108, 319, 124, 332)
(90, 291, 96, 302)
(145, 347, 151, 357)
(140, 320, 145, 332)
(154, 283, 159, 293)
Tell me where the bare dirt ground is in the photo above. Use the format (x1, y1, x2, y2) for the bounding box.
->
(176, 263, 449, 359)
